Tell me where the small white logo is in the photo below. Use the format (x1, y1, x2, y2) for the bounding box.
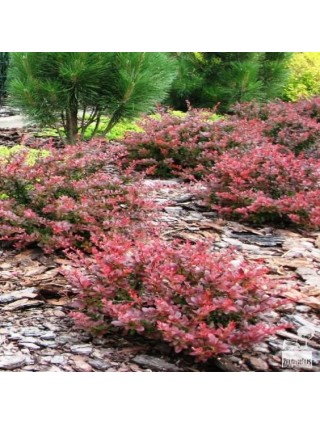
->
(281, 326, 315, 369)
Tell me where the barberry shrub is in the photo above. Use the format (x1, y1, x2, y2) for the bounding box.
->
(263, 102, 320, 155)
(198, 143, 320, 228)
(121, 110, 226, 179)
(122, 98, 320, 183)
(0, 140, 155, 252)
(64, 235, 286, 362)
(122, 110, 273, 180)
(231, 98, 320, 155)
(296, 97, 320, 122)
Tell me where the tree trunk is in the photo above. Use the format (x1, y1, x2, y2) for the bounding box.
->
(65, 106, 78, 144)
(102, 108, 124, 136)
(65, 92, 78, 144)
(102, 116, 118, 136)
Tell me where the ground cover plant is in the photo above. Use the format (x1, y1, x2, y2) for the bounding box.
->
(122, 97, 320, 228)
(0, 140, 155, 252)
(123, 100, 320, 179)
(199, 143, 320, 227)
(64, 236, 286, 362)
(231, 99, 320, 155)
(121, 109, 230, 179)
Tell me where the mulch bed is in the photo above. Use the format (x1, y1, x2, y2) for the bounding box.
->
(1, 130, 320, 372)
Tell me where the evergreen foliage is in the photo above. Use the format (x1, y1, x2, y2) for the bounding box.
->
(0, 52, 9, 106)
(169, 52, 292, 112)
(8, 52, 176, 143)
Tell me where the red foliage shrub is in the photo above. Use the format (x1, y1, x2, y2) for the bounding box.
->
(121, 111, 225, 179)
(122, 98, 320, 184)
(231, 98, 320, 155)
(232, 97, 320, 121)
(230, 101, 266, 120)
(294, 97, 320, 122)
(64, 235, 286, 362)
(219, 117, 269, 148)
(0, 140, 155, 252)
(122, 110, 275, 180)
(263, 103, 320, 155)
(198, 143, 320, 228)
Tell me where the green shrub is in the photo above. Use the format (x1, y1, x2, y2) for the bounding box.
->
(84, 117, 143, 140)
(284, 53, 320, 101)
(0, 145, 48, 165)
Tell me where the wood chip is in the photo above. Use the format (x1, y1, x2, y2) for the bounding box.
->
(0, 287, 39, 304)
(2, 298, 44, 311)
(283, 288, 320, 310)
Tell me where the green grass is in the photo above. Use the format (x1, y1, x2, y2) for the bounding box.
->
(83, 117, 143, 140)
(35, 129, 60, 137)
(0, 145, 25, 157)
(0, 146, 50, 199)
(35, 116, 143, 140)
(0, 145, 49, 165)
(169, 110, 187, 118)
(207, 113, 224, 121)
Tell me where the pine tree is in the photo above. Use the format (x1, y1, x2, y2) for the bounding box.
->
(168, 52, 292, 112)
(258, 52, 292, 100)
(0, 52, 9, 106)
(8, 52, 176, 144)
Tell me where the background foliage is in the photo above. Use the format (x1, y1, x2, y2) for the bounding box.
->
(0, 52, 9, 106)
(283, 52, 320, 101)
(168, 52, 292, 112)
(7, 52, 176, 143)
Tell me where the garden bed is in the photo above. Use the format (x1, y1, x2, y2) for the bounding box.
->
(1, 179, 320, 372)
(1, 106, 320, 372)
